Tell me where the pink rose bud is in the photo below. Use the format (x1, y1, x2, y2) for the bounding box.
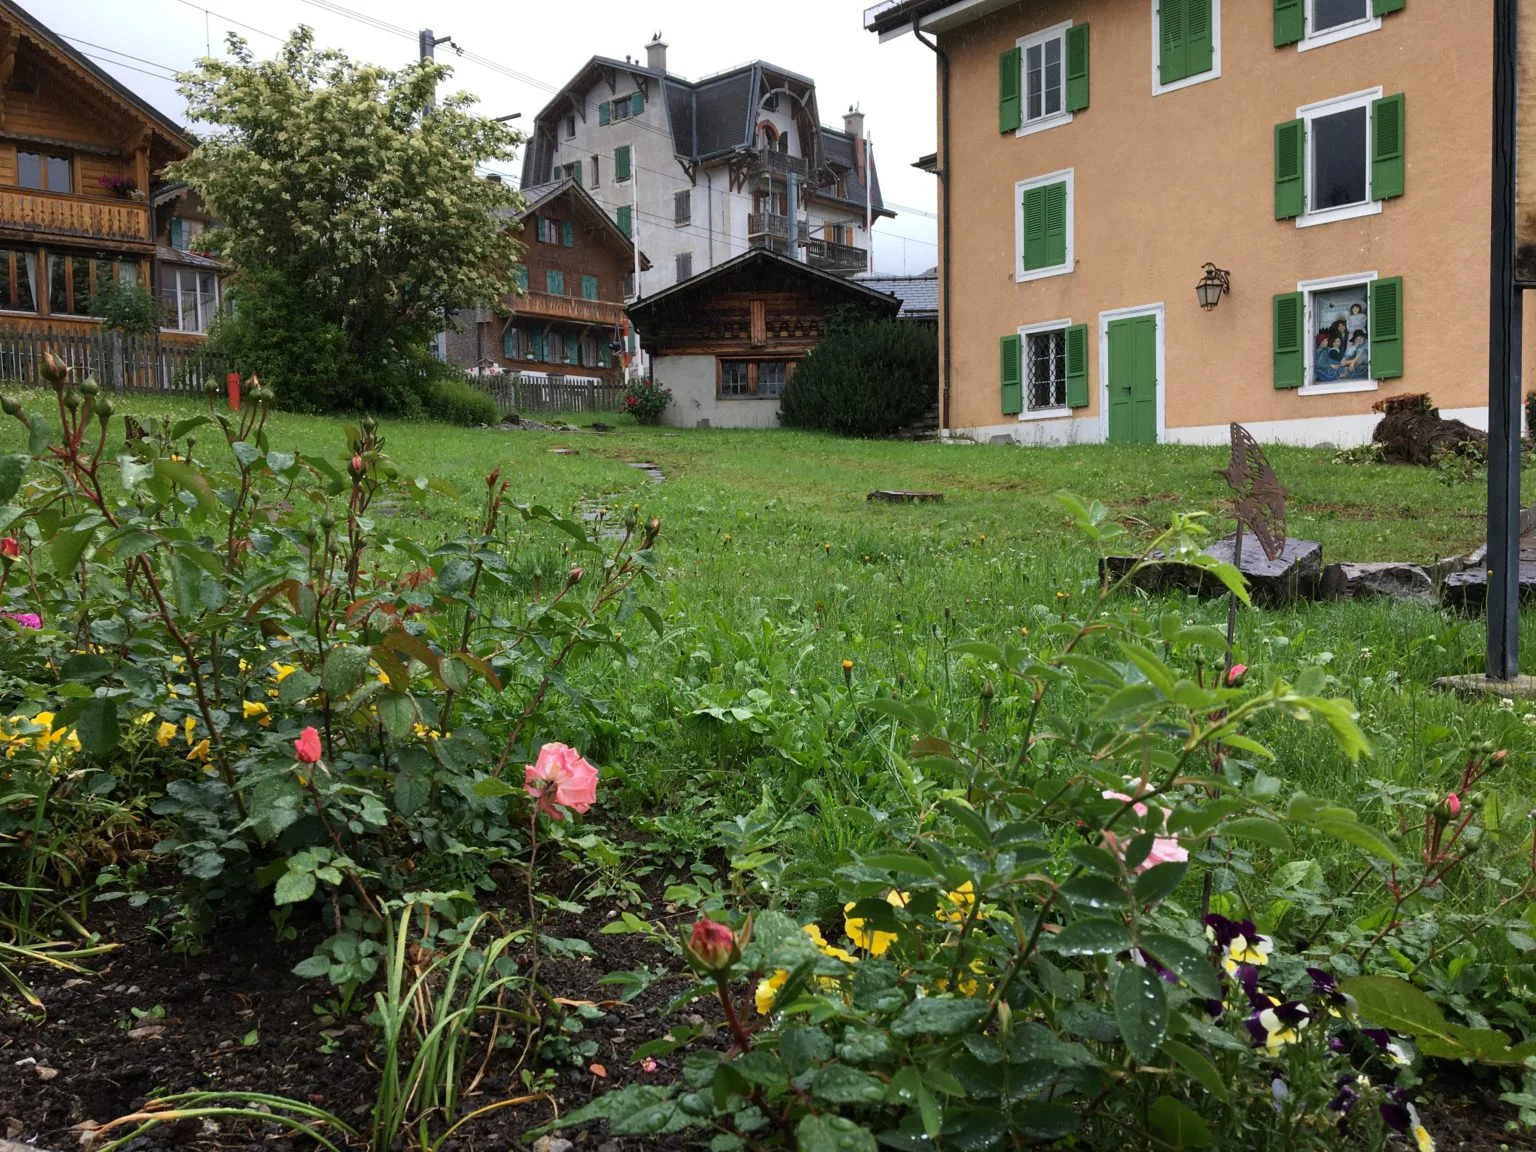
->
(0, 537, 17, 561)
(295, 726, 323, 764)
(350, 454, 364, 476)
(1227, 664, 1248, 686)
(641, 1057, 659, 1073)
(567, 566, 584, 587)
(1445, 793, 1462, 817)
(687, 917, 739, 972)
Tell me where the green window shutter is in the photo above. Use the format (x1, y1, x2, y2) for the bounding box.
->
(1373, 0, 1405, 13)
(1370, 276, 1404, 379)
(1159, 0, 1186, 86)
(1000, 334, 1022, 415)
(513, 265, 528, 292)
(546, 270, 564, 295)
(582, 275, 598, 300)
(630, 92, 644, 117)
(1065, 24, 1089, 112)
(571, 162, 583, 188)
(566, 333, 579, 364)
(615, 145, 631, 182)
(1274, 119, 1306, 220)
(1022, 185, 1046, 271)
(617, 204, 632, 237)
(999, 48, 1021, 133)
(1272, 292, 1305, 388)
(503, 327, 518, 359)
(1043, 181, 1068, 268)
(1185, 0, 1214, 77)
(1371, 93, 1406, 201)
(1065, 323, 1089, 408)
(530, 330, 544, 361)
(169, 218, 185, 250)
(598, 101, 611, 126)
(562, 220, 575, 247)
(1274, 0, 1303, 46)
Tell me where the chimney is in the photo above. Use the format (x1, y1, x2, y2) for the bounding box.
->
(646, 34, 668, 74)
(844, 106, 866, 180)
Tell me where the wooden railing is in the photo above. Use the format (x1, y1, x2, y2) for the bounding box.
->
(470, 372, 626, 416)
(511, 291, 626, 327)
(0, 318, 223, 392)
(0, 189, 152, 244)
(802, 237, 869, 273)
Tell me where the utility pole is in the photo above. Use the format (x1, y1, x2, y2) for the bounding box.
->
(1486, 0, 1522, 680)
(865, 133, 873, 274)
(418, 28, 452, 108)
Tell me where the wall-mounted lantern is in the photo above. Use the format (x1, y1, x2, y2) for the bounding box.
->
(1196, 263, 1231, 311)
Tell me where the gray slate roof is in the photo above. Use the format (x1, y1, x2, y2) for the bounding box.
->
(854, 274, 937, 319)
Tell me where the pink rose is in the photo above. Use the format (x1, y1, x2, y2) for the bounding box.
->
(1228, 664, 1248, 686)
(687, 917, 738, 971)
(1103, 789, 1150, 819)
(1144, 836, 1189, 870)
(0, 537, 18, 560)
(524, 742, 598, 820)
(295, 726, 323, 764)
(1445, 793, 1462, 817)
(3, 611, 41, 629)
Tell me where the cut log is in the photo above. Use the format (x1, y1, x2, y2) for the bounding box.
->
(1371, 393, 1488, 466)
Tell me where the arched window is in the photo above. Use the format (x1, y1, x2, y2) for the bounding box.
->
(758, 122, 778, 150)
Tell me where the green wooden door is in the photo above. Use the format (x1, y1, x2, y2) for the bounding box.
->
(1106, 315, 1158, 445)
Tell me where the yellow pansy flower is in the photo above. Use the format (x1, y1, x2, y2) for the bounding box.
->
(844, 890, 909, 957)
(755, 969, 789, 1015)
(271, 662, 296, 682)
(183, 716, 196, 745)
(242, 700, 269, 722)
(136, 712, 155, 727)
(155, 721, 176, 748)
(186, 738, 211, 763)
(938, 881, 978, 924)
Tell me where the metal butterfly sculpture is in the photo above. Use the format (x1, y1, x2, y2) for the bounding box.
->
(1218, 423, 1288, 563)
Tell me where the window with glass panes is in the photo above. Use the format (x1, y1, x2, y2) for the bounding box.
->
(17, 152, 71, 192)
(1026, 329, 1068, 410)
(720, 361, 751, 397)
(1022, 27, 1066, 125)
(48, 250, 139, 316)
(160, 266, 219, 332)
(757, 361, 788, 398)
(0, 247, 37, 313)
(1310, 0, 1369, 36)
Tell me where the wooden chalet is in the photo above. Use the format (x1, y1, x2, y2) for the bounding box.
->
(0, 0, 223, 385)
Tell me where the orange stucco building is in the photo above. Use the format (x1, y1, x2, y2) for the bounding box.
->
(868, 0, 1523, 446)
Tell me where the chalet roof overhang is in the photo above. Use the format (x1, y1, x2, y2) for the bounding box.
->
(529, 55, 662, 133)
(863, 0, 1027, 40)
(0, 0, 196, 153)
(627, 247, 900, 340)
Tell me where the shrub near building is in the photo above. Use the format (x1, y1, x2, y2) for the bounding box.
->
(778, 319, 937, 438)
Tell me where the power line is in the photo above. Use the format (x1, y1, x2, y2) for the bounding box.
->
(76, 51, 183, 82)
(64, 36, 181, 76)
(173, 0, 286, 44)
(294, 0, 414, 40)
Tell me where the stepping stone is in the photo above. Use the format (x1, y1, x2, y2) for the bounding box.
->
(549, 448, 579, 455)
(1441, 562, 1536, 611)
(627, 462, 666, 482)
(1320, 562, 1434, 602)
(868, 490, 943, 504)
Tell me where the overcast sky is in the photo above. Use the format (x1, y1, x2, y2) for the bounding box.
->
(27, 0, 939, 274)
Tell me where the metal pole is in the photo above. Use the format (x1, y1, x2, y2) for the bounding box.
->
(1487, 0, 1522, 680)
(865, 133, 873, 274)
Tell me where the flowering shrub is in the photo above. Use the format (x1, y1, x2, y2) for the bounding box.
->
(620, 377, 671, 424)
(542, 497, 1525, 1150)
(0, 353, 658, 978)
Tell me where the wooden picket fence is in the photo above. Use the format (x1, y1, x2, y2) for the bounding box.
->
(0, 320, 226, 393)
(470, 372, 627, 416)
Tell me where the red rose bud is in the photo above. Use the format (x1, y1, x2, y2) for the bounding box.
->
(295, 726, 323, 764)
(41, 348, 67, 384)
(1227, 663, 1248, 686)
(567, 566, 584, 587)
(0, 537, 17, 561)
(687, 917, 739, 972)
(350, 454, 365, 477)
(486, 466, 501, 489)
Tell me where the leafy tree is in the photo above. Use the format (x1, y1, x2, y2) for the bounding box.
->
(88, 279, 159, 336)
(169, 29, 523, 412)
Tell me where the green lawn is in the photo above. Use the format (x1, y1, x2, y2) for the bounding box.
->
(7, 390, 1536, 866)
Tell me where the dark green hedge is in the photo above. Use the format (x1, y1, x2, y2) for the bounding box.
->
(778, 319, 937, 438)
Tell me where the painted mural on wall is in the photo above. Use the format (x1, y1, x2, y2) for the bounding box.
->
(1312, 285, 1370, 383)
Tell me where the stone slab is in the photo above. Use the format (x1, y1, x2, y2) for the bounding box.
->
(868, 490, 943, 504)
(1441, 561, 1536, 611)
(1320, 561, 1434, 602)
(1101, 536, 1322, 606)
(1433, 674, 1536, 699)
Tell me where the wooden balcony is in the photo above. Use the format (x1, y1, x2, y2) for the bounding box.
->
(510, 290, 626, 327)
(0, 188, 153, 246)
(750, 149, 810, 180)
(802, 237, 868, 274)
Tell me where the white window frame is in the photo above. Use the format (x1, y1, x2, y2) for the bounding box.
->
(1151, 0, 1222, 97)
(1296, 269, 1379, 396)
(1299, 0, 1381, 52)
(1013, 20, 1075, 139)
(1296, 86, 1383, 229)
(159, 266, 221, 335)
(1013, 167, 1075, 284)
(1017, 317, 1073, 421)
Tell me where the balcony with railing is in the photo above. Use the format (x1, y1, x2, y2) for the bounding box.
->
(801, 237, 868, 274)
(509, 290, 627, 327)
(747, 212, 810, 243)
(0, 189, 152, 245)
(748, 149, 810, 180)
